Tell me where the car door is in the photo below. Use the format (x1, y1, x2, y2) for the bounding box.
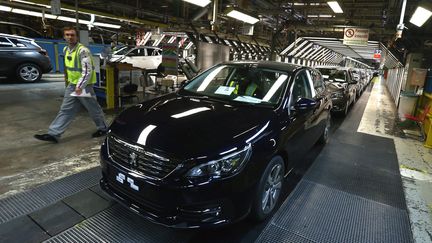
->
(0, 37, 16, 75)
(124, 47, 147, 69)
(345, 70, 356, 103)
(310, 68, 331, 140)
(281, 69, 316, 164)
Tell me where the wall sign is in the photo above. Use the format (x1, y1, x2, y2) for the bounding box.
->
(343, 28, 369, 46)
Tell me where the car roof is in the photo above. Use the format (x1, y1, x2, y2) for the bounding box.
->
(0, 33, 34, 42)
(220, 61, 303, 73)
(133, 46, 161, 50)
(315, 66, 352, 71)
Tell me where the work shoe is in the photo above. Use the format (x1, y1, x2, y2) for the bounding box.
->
(92, 130, 107, 138)
(34, 134, 58, 143)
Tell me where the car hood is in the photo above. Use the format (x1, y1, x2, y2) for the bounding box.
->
(109, 93, 275, 160)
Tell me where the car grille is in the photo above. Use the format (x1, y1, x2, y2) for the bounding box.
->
(107, 135, 178, 180)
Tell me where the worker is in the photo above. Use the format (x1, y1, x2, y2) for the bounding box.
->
(34, 26, 108, 143)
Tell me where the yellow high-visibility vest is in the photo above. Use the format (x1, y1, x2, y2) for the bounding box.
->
(64, 43, 96, 85)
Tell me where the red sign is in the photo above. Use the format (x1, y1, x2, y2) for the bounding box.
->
(373, 49, 381, 59)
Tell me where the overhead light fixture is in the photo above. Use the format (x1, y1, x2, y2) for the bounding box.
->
(409, 6, 432, 27)
(227, 9, 259, 24)
(167, 36, 176, 43)
(1, 4, 121, 29)
(152, 34, 165, 46)
(93, 22, 121, 29)
(12, 8, 43, 17)
(327, 1, 343, 13)
(182, 0, 211, 7)
(185, 42, 194, 50)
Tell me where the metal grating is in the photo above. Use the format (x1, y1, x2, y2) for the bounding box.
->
(304, 152, 406, 209)
(257, 181, 413, 243)
(0, 191, 46, 224)
(256, 224, 315, 243)
(32, 167, 101, 204)
(44, 205, 193, 243)
(317, 138, 400, 176)
(0, 167, 100, 224)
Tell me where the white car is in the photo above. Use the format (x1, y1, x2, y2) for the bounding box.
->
(109, 46, 162, 71)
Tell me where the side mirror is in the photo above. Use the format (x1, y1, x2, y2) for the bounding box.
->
(292, 97, 317, 113)
(179, 80, 189, 89)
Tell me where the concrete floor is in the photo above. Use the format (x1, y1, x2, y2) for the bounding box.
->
(0, 75, 113, 198)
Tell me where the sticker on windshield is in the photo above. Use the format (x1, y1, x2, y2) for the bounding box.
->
(215, 86, 235, 95)
(234, 96, 262, 103)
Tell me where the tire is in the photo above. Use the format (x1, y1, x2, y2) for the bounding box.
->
(342, 101, 349, 116)
(250, 156, 285, 221)
(317, 113, 331, 144)
(16, 63, 42, 82)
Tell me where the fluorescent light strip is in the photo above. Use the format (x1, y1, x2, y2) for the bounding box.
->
(227, 10, 259, 24)
(319, 15, 334, 18)
(152, 34, 165, 46)
(287, 40, 309, 56)
(1, 5, 120, 29)
(185, 42, 194, 50)
(327, 1, 343, 13)
(183, 0, 211, 7)
(167, 36, 176, 43)
(11, 0, 51, 8)
(280, 38, 302, 55)
(409, 6, 432, 27)
(294, 43, 313, 57)
(0, 5, 12, 11)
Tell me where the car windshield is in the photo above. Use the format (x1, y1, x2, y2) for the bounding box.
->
(114, 46, 130, 55)
(318, 69, 347, 83)
(182, 65, 290, 107)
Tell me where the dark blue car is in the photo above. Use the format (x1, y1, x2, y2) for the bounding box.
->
(100, 61, 332, 228)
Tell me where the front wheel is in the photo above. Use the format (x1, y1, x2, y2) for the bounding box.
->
(16, 63, 42, 82)
(250, 156, 285, 221)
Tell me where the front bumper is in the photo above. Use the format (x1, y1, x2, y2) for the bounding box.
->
(100, 145, 255, 228)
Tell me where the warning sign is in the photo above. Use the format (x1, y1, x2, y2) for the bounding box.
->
(343, 28, 369, 46)
(373, 50, 381, 59)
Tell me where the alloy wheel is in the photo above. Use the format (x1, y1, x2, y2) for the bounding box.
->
(261, 164, 283, 214)
(19, 66, 40, 82)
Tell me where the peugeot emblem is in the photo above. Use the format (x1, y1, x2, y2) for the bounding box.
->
(129, 152, 137, 167)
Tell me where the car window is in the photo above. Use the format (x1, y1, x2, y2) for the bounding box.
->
(149, 49, 160, 56)
(113, 46, 130, 55)
(8, 38, 27, 47)
(310, 69, 324, 93)
(0, 37, 13, 47)
(128, 48, 147, 56)
(290, 71, 313, 106)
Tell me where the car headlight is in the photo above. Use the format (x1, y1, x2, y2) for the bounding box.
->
(331, 92, 344, 99)
(186, 144, 252, 179)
